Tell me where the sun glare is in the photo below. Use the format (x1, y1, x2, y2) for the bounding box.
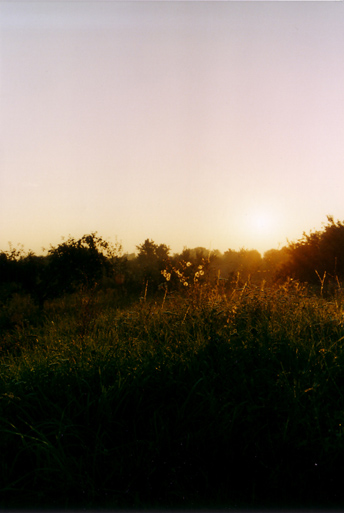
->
(242, 207, 281, 252)
(251, 212, 273, 233)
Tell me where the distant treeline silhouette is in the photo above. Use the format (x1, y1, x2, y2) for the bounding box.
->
(1, 216, 344, 307)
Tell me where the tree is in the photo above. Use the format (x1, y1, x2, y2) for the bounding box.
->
(44, 233, 122, 298)
(261, 247, 289, 283)
(0, 246, 47, 303)
(277, 217, 344, 291)
(221, 248, 262, 283)
(134, 239, 170, 290)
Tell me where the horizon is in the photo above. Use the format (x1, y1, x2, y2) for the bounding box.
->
(1, 2, 344, 258)
(0, 217, 335, 259)
(0, 211, 339, 258)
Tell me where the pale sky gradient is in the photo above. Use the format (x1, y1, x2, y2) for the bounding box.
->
(1, 1, 344, 257)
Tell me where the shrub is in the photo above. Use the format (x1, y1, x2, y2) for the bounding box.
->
(43, 233, 122, 299)
(277, 216, 344, 294)
(0, 293, 39, 333)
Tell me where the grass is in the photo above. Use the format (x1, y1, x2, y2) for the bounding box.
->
(1, 279, 344, 509)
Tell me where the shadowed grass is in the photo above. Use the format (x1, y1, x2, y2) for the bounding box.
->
(1, 281, 344, 508)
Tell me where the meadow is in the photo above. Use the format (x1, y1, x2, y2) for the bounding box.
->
(1, 274, 344, 509)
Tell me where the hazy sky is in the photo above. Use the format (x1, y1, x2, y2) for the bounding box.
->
(1, 1, 344, 257)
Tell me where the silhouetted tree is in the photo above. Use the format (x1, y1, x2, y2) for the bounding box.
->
(0, 245, 48, 303)
(134, 239, 170, 291)
(277, 217, 344, 292)
(0, 251, 20, 301)
(44, 233, 122, 298)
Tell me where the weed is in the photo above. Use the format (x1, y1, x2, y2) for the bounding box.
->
(1, 282, 344, 508)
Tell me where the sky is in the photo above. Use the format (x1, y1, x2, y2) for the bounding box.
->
(1, 1, 344, 257)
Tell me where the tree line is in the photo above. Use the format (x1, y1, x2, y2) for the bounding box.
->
(1, 216, 344, 307)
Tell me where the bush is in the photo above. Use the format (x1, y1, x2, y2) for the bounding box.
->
(43, 233, 122, 299)
(0, 293, 39, 333)
(277, 216, 344, 294)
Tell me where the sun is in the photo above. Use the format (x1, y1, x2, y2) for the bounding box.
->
(235, 204, 285, 253)
(250, 211, 273, 233)
(234, 204, 284, 253)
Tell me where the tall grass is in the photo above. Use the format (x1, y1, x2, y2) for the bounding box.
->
(1, 280, 344, 508)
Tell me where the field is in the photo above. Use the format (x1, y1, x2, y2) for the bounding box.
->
(1, 278, 344, 509)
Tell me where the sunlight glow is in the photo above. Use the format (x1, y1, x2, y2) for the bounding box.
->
(250, 211, 274, 233)
(239, 207, 283, 253)
(1, 2, 344, 256)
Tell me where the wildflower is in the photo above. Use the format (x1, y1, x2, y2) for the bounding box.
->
(161, 270, 171, 281)
(198, 265, 203, 269)
(184, 282, 188, 286)
(186, 262, 191, 267)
